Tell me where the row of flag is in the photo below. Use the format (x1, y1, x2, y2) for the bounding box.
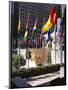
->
(17, 5, 65, 41)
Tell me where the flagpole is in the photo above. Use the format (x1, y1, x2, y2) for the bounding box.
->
(60, 37, 62, 65)
(28, 37, 29, 68)
(42, 17, 45, 65)
(18, 38, 20, 71)
(32, 14, 38, 66)
(36, 14, 38, 58)
(27, 12, 30, 68)
(18, 4, 21, 71)
(42, 34, 44, 65)
(54, 24, 56, 64)
(35, 31, 37, 52)
(60, 5, 65, 65)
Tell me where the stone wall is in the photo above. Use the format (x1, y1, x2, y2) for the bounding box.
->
(30, 48, 48, 65)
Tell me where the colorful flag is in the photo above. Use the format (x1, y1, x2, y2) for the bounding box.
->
(57, 17, 64, 40)
(42, 17, 45, 26)
(61, 5, 66, 18)
(18, 15, 21, 32)
(50, 6, 57, 24)
(26, 15, 30, 30)
(24, 14, 30, 40)
(60, 18, 64, 25)
(24, 31, 28, 40)
(58, 27, 63, 39)
(33, 17, 38, 31)
(57, 18, 62, 32)
(42, 15, 53, 33)
(57, 5, 61, 18)
(48, 30, 51, 40)
(42, 6, 57, 33)
(57, 18, 64, 32)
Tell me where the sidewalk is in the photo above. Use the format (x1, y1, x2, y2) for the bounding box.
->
(26, 70, 64, 86)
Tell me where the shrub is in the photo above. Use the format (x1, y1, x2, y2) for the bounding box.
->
(20, 56, 26, 66)
(12, 54, 26, 72)
(12, 64, 60, 78)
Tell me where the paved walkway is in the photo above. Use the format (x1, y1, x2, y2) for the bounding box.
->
(26, 69, 64, 86)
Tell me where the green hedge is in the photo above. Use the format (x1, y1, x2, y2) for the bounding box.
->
(12, 64, 60, 78)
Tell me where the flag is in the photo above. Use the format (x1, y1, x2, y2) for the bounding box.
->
(48, 30, 51, 40)
(61, 5, 66, 18)
(18, 15, 21, 32)
(24, 14, 30, 40)
(42, 6, 57, 33)
(50, 6, 57, 24)
(42, 17, 45, 26)
(58, 27, 63, 39)
(42, 15, 53, 33)
(33, 17, 38, 31)
(32, 17, 38, 39)
(57, 5, 61, 18)
(57, 18, 63, 40)
(24, 31, 28, 40)
(60, 18, 64, 25)
(57, 18, 64, 32)
(57, 18, 62, 32)
(26, 15, 30, 30)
